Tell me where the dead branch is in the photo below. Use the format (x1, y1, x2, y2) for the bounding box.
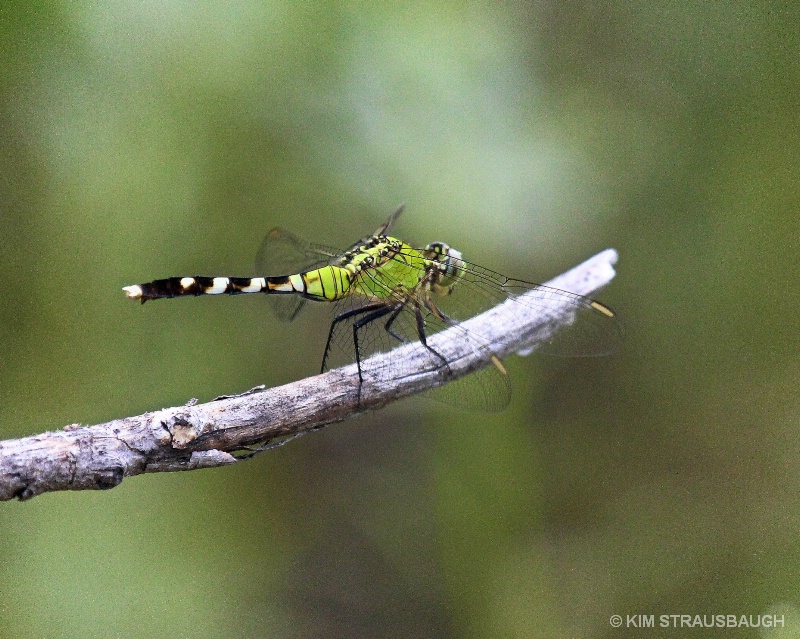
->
(0, 249, 619, 501)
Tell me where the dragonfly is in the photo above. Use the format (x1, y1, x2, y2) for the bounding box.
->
(123, 206, 622, 410)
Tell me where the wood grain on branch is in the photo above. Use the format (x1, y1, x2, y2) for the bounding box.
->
(0, 249, 619, 501)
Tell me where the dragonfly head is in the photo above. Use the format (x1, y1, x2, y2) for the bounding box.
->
(424, 242, 465, 293)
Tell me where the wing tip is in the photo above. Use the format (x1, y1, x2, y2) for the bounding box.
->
(590, 300, 616, 318)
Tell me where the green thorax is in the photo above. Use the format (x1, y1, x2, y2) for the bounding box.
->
(290, 234, 465, 305)
(335, 235, 429, 301)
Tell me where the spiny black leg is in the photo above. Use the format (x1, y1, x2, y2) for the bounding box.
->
(351, 305, 395, 382)
(321, 302, 389, 374)
(424, 297, 458, 327)
(383, 302, 449, 373)
(425, 296, 505, 375)
(383, 304, 410, 345)
(414, 306, 449, 371)
(340, 304, 395, 406)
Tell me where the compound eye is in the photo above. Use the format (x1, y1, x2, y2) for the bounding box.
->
(426, 241, 449, 256)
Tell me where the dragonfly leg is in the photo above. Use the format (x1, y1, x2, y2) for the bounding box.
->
(323, 303, 397, 405)
(351, 305, 396, 383)
(348, 303, 397, 406)
(383, 304, 411, 345)
(413, 306, 449, 371)
(382, 299, 450, 373)
(425, 296, 507, 375)
(321, 302, 391, 375)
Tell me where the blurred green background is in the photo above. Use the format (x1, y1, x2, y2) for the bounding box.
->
(1, 2, 799, 638)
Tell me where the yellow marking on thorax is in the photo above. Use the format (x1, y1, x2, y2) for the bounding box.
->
(304, 266, 352, 300)
(302, 270, 324, 297)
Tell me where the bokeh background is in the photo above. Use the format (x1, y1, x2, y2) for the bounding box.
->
(2, 2, 799, 638)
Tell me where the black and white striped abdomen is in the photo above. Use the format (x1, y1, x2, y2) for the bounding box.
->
(123, 267, 354, 303)
(124, 276, 278, 302)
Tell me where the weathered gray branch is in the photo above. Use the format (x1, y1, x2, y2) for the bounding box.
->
(0, 249, 619, 501)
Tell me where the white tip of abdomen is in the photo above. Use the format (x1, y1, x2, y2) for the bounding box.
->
(123, 285, 143, 299)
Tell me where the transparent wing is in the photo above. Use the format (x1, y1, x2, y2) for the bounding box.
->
(255, 228, 339, 274)
(319, 247, 622, 411)
(254, 228, 341, 322)
(354, 247, 623, 358)
(432, 255, 623, 357)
